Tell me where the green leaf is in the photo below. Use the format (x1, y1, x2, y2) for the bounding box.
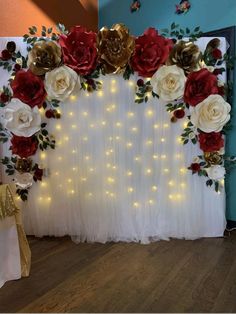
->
(171, 22, 175, 30)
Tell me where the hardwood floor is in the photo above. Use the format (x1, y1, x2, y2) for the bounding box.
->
(0, 233, 236, 313)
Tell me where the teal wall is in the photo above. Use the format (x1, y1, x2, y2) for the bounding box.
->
(99, 0, 236, 221)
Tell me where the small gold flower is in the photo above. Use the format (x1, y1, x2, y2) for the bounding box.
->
(28, 40, 61, 76)
(167, 40, 201, 74)
(15, 158, 32, 173)
(98, 23, 135, 74)
(204, 152, 223, 165)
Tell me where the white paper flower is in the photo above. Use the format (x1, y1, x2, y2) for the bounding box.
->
(206, 165, 225, 181)
(2, 98, 41, 137)
(190, 94, 231, 133)
(150, 65, 186, 101)
(45, 65, 79, 101)
(14, 172, 33, 189)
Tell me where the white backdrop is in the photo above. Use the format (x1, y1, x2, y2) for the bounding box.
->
(0, 37, 227, 243)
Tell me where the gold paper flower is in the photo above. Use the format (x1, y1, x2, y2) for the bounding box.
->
(27, 40, 62, 76)
(167, 40, 201, 74)
(204, 152, 223, 166)
(98, 23, 135, 74)
(15, 158, 32, 173)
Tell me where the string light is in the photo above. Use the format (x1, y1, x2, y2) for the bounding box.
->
(146, 168, 152, 174)
(131, 127, 138, 132)
(69, 112, 74, 116)
(153, 124, 159, 129)
(127, 112, 134, 117)
(127, 142, 133, 148)
(40, 152, 46, 160)
(70, 95, 77, 101)
(83, 111, 88, 116)
(152, 186, 157, 191)
(153, 155, 158, 160)
(146, 140, 153, 145)
(161, 138, 165, 142)
(133, 202, 140, 208)
(56, 124, 61, 130)
(98, 91, 103, 97)
(128, 187, 134, 193)
(101, 121, 106, 126)
(146, 109, 154, 117)
(148, 199, 154, 205)
(163, 123, 169, 128)
(127, 171, 132, 176)
(116, 122, 122, 127)
(107, 177, 115, 183)
(161, 154, 167, 159)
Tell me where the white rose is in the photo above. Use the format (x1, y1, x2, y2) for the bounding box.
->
(2, 98, 41, 137)
(206, 165, 225, 181)
(14, 172, 33, 189)
(190, 94, 231, 133)
(150, 65, 186, 101)
(45, 65, 79, 101)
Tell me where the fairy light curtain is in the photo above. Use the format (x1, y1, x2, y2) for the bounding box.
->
(0, 37, 227, 243)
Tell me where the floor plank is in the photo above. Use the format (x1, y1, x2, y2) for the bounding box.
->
(0, 234, 236, 313)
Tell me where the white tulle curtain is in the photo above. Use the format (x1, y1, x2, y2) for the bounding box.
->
(0, 37, 227, 243)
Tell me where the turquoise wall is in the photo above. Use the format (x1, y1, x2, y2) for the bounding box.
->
(99, 0, 236, 221)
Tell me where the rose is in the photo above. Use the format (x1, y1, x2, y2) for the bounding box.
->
(167, 40, 201, 74)
(150, 65, 186, 101)
(190, 94, 231, 133)
(6, 41, 16, 53)
(206, 165, 225, 180)
(198, 132, 224, 152)
(98, 23, 135, 74)
(27, 40, 62, 76)
(130, 28, 173, 77)
(189, 163, 201, 173)
(59, 26, 98, 76)
(2, 98, 41, 137)
(204, 152, 223, 166)
(11, 135, 38, 158)
(44, 65, 79, 101)
(14, 172, 33, 189)
(15, 158, 32, 173)
(184, 68, 219, 106)
(0, 49, 11, 60)
(33, 164, 43, 181)
(212, 48, 222, 60)
(11, 70, 46, 108)
(173, 109, 185, 119)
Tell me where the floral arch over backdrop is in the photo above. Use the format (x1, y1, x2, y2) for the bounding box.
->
(0, 23, 234, 201)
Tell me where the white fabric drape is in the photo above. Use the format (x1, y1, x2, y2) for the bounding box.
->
(0, 37, 227, 243)
(0, 216, 21, 288)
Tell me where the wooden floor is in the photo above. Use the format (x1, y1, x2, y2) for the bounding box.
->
(1, 233, 236, 313)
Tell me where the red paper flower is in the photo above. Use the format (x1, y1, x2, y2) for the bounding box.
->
(11, 135, 38, 158)
(184, 68, 219, 106)
(130, 28, 173, 77)
(189, 163, 201, 173)
(198, 132, 224, 152)
(59, 26, 98, 76)
(10, 70, 46, 108)
(211, 48, 222, 60)
(33, 164, 43, 181)
(0, 49, 12, 60)
(173, 109, 185, 119)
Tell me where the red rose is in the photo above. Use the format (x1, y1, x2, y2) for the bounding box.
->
(45, 109, 54, 119)
(0, 93, 9, 103)
(198, 132, 224, 152)
(189, 163, 201, 173)
(11, 135, 38, 158)
(173, 109, 185, 119)
(10, 70, 46, 108)
(184, 68, 219, 106)
(59, 26, 98, 76)
(1, 49, 12, 60)
(14, 63, 21, 72)
(33, 165, 43, 181)
(211, 48, 222, 60)
(130, 28, 173, 77)
(137, 79, 144, 86)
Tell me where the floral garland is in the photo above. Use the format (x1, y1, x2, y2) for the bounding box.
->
(0, 23, 235, 200)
